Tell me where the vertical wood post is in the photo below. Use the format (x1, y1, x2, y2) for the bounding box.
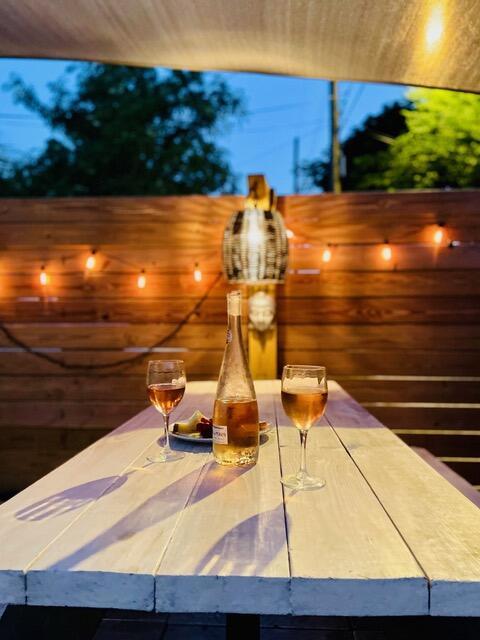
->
(248, 284, 277, 380)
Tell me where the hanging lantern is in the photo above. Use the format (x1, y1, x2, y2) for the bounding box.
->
(222, 175, 288, 284)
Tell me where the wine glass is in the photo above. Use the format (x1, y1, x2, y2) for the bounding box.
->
(281, 364, 328, 490)
(146, 360, 186, 463)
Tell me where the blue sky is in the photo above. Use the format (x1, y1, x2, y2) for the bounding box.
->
(0, 58, 407, 194)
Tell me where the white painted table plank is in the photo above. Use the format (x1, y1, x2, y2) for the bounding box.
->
(334, 425, 480, 617)
(275, 396, 428, 616)
(26, 384, 216, 609)
(0, 405, 164, 603)
(155, 391, 290, 614)
(2, 379, 479, 617)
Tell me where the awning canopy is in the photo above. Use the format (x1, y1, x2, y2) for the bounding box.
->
(0, 0, 478, 92)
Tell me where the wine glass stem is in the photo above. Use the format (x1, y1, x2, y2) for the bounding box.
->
(163, 413, 171, 452)
(299, 429, 308, 477)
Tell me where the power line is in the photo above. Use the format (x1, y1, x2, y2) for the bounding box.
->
(340, 85, 365, 134)
(247, 101, 308, 115)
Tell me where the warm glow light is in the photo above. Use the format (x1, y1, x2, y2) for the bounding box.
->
(433, 227, 444, 245)
(322, 247, 332, 263)
(286, 228, 294, 239)
(137, 271, 146, 289)
(425, 5, 444, 52)
(85, 251, 96, 270)
(39, 267, 49, 286)
(193, 264, 202, 282)
(381, 244, 392, 261)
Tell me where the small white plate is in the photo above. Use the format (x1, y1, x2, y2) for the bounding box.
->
(170, 423, 272, 444)
(170, 432, 212, 444)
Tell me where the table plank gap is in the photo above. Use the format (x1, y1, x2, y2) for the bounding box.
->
(25, 383, 217, 610)
(274, 391, 428, 617)
(0, 402, 187, 604)
(155, 389, 291, 615)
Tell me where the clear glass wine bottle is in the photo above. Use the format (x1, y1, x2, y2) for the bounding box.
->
(213, 290, 259, 466)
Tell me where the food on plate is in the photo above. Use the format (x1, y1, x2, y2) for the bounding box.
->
(173, 412, 268, 439)
(173, 411, 213, 437)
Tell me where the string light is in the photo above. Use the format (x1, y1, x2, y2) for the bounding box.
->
(381, 243, 392, 262)
(193, 263, 202, 282)
(322, 246, 332, 263)
(286, 228, 294, 239)
(85, 250, 97, 270)
(433, 225, 444, 245)
(137, 270, 146, 289)
(39, 266, 49, 286)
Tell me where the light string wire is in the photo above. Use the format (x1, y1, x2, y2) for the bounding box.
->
(0, 272, 223, 372)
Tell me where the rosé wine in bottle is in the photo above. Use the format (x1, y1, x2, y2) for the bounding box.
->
(213, 291, 259, 466)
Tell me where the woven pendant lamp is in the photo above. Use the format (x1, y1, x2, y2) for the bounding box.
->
(223, 176, 288, 284)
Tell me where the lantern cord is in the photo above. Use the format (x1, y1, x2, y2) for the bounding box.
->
(0, 272, 223, 372)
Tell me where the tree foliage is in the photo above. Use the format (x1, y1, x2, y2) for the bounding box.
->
(1, 64, 244, 196)
(303, 101, 409, 191)
(304, 88, 480, 191)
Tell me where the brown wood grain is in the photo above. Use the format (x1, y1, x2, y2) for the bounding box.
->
(0, 427, 108, 493)
(341, 379, 480, 404)
(0, 323, 226, 349)
(280, 324, 480, 350)
(0, 401, 147, 429)
(0, 350, 224, 375)
(399, 433, 480, 458)
(283, 191, 480, 243)
(368, 406, 480, 429)
(280, 349, 480, 376)
(0, 191, 479, 491)
(3, 270, 479, 299)
(2, 295, 480, 324)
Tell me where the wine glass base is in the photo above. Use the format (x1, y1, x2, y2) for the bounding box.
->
(146, 450, 185, 464)
(281, 473, 326, 491)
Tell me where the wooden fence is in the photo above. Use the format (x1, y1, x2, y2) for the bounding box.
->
(0, 191, 479, 493)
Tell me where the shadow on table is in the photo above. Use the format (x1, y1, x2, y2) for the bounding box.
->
(15, 474, 131, 522)
(194, 503, 286, 575)
(15, 429, 212, 522)
(47, 462, 249, 571)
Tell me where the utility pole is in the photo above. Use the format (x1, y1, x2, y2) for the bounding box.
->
(329, 80, 341, 193)
(292, 136, 300, 194)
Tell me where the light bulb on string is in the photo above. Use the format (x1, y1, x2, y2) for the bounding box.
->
(381, 242, 392, 262)
(39, 266, 49, 286)
(137, 270, 146, 289)
(85, 250, 96, 270)
(285, 228, 294, 239)
(322, 246, 332, 263)
(433, 225, 444, 245)
(193, 263, 202, 282)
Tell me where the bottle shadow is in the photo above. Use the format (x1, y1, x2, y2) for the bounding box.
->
(194, 503, 287, 576)
(47, 462, 249, 571)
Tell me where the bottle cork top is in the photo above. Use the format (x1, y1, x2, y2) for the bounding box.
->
(227, 290, 242, 316)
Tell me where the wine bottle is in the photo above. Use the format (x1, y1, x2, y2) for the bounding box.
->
(213, 290, 259, 466)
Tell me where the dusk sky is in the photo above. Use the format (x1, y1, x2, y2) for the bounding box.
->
(0, 58, 407, 194)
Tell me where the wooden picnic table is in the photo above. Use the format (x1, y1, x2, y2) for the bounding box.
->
(0, 380, 479, 621)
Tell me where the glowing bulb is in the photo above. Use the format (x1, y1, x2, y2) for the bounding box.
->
(286, 228, 294, 239)
(322, 247, 332, 263)
(193, 264, 202, 282)
(137, 271, 146, 289)
(39, 267, 49, 286)
(425, 5, 444, 52)
(381, 244, 392, 262)
(433, 227, 444, 245)
(85, 251, 96, 270)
